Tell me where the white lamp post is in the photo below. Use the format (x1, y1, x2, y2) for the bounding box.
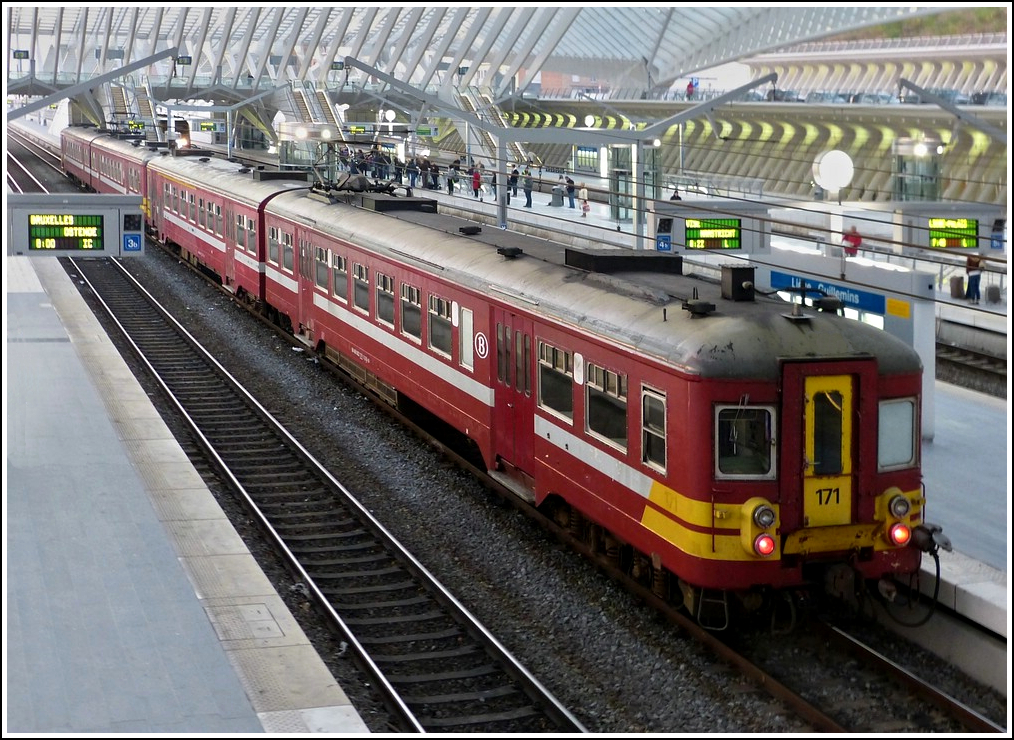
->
(812, 149, 856, 271)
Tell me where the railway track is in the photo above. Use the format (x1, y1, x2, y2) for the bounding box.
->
(65, 255, 586, 735)
(936, 342, 1007, 398)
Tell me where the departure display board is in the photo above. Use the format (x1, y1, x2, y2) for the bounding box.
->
(28, 214, 104, 251)
(685, 217, 741, 249)
(928, 217, 978, 248)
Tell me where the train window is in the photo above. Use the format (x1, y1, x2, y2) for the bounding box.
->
(586, 364, 628, 451)
(297, 239, 308, 278)
(459, 307, 474, 370)
(236, 214, 245, 246)
(331, 254, 348, 302)
(812, 391, 843, 476)
(189, 193, 196, 222)
(878, 398, 917, 470)
(246, 217, 256, 252)
(353, 263, 370, 313)
(214, 204, 223, 236)
(716, 406, 776, 479)
(428, 295, 452, 357)
(199, 199, 206, 228)
(514, 331, 524, 391)
(376, 272, 395, 327)
(268, 226, 279, 264)
(315, 247, 329, 289)
(538, 341, 573, 421)
(504, 326, 513, 385)
(524, 335, 532, 395)
(497, 324, 508, 383)
(400, 284, 422, 340)
(282, 232, 294, 270)
(642, 389, 666, 471)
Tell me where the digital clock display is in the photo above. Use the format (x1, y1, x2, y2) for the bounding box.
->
(198, 121, 219, 132)
(28, 214, 104, 251)
(685, 218, 741, 249)
(928, 217, 978, 248)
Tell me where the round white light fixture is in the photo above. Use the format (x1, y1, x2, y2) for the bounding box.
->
(812, 149, 854, 191)
(913, 141, 928, 157)
(652, 138, 661, 148)
(295, 126, 308, 140)
(385, 109, 396, 122)
(585, 114, 595, 127)
(321, 128, 332, 140)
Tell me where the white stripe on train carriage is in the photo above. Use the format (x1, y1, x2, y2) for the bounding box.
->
(163, 212, 226, 253)
(312, 291, 494, 407)
(533, 415, 655, 499)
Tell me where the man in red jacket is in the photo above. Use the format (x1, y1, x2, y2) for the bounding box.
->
(842, 225, 862, 257)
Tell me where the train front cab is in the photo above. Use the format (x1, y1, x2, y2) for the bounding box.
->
(767, 359, 924, 583)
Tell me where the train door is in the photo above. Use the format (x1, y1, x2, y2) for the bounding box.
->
(223, 205, 236, 290)
(492, 308, 535, 476)
(783, 367, 859, 527)
(297, 232, 315, 336)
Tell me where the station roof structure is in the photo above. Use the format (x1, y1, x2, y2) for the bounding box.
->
(6, 5, 957, 98)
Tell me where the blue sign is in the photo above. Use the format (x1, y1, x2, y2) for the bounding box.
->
(656, 234, 672, 252)
(990, 231, 1005, 250)
(123, 234, 141, 253)
(769, 271, 885, 314)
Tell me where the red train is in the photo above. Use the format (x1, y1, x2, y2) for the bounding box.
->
(62, 125, 947, 629)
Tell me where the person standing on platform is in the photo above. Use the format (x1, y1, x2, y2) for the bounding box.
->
(472, 165, 483, 200)
(565, 176, 576, 208)
(670, 188, 682, 200)
(447, 158, 459, 195)
(842, 225, 862, 257)
(523, 168, 534, 208)
(578, 183, 589, 217)
(965, 253, 983, 304)
(686, 80, 695, 100)
(509, 167, 520, 197)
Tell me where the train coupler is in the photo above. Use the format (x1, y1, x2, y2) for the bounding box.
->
(912, 522, 952, 554)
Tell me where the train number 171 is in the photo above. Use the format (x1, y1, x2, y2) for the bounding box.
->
(815, 487, 840, 505)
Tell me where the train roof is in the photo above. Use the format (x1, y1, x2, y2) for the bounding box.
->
(62, 125, 159, 162)
(266, 188, 922, 381)
(147, 153, 312, 205)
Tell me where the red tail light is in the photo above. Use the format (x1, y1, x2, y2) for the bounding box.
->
(754, 533, 776, 557)
(888, 522, 912, 547)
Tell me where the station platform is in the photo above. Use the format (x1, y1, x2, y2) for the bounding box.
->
(5, 256, 370, 733)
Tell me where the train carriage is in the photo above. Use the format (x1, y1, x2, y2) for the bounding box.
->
(266, 189, 499, 458)
(145, 154, 309, 305)
(61, 125, 155, 202)
(263, 185, 926, 614)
